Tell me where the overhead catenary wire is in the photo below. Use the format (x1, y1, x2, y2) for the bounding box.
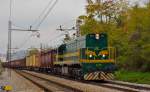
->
(35, 0, 58, 29)
(31, 0, 54, 26)
(49, 33, 65, 42)
(48, 33, 66, 47)
(8, 0, 58, 53)
(17, 34, 32, 49)
(16, 31, 40, 50)
(14, 33, 39, 52)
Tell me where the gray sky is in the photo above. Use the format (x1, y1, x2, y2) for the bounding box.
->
(0, 0, 147, 54)
(0, 0, 86, 54)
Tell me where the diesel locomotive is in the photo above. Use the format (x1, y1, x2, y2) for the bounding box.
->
(54, 33, 116, 80)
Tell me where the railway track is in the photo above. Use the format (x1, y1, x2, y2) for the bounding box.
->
(16, 70, 150, 92)
(15, 70, 81, 92)
(45, 72, 150, 92)
(105, 80, 150, 91)
(89, 81, 150, 92)
(49, 75, 145, 92)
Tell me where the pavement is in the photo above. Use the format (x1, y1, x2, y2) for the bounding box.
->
(0, 69, 44, 92)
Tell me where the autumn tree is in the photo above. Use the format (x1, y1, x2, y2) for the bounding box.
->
(79, 0, 128, 34)
(123, 3, 150, 71)
(110, 2, 150, 71)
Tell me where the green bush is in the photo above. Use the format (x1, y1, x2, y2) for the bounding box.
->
(115, 70, 150, 84)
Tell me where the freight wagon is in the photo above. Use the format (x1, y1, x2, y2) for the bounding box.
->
(40, 49, 56, 72)
(10, 58, 26, 69)
(26, 49, 40, 70)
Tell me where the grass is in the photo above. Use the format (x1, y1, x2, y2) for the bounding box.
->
(115, 70, 150, 85)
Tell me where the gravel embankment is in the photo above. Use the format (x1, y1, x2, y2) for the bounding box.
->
(25, 70, 122, 92)
(0, 69, 44, 92)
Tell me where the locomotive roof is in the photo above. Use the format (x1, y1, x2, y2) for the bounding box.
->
(64, 35, 86, 46)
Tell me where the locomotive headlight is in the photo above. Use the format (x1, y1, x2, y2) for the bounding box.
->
(102, 54, 106, 58)
(95, 34, 100, 39)
(89, 54, 93, 58)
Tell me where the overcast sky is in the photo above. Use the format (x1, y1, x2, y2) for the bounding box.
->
(0, 0, 147, 54)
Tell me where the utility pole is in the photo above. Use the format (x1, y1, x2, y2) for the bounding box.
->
(7, 0, 39, 78)
(7, 20, 12, 77)
(7, 20, 39, 77)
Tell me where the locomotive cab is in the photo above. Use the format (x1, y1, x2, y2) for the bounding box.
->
(79, 33, 117, 80)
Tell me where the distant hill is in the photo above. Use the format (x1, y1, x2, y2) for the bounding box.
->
(0, 53, 6, 57)
(11, 50, 27, 61)
(0, 53, 6, 62)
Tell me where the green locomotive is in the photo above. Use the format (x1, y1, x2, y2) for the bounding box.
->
(54, 33, 116, 80)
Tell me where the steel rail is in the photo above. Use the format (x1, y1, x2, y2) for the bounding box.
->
(105, 80, 150, 91)
(15, 70, 81, 92)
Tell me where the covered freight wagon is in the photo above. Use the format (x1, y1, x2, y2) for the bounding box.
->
(26, 49, 40, 70)
(10, 58, 26, 69)
(10, 50, 27, 69)
(40, 49, 56, 72)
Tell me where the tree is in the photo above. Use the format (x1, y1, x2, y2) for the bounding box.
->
(113, 3, 150, 71)
(125, 4, 150, 71)
(79, 0, 128, 34)
(85, 0, 128, 23)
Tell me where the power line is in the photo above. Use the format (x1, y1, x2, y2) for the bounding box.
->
(17, 35, 32, 49)
(15, 33, 34, 51)
(8, 0, 58, 53)
(31, 0, 54, 26)
(48, 33, 66, 47)
(35, 0, 58, 29)
(16, 31, 40, 50)
(13, 0, 57, 49)
(49, 33, 65, 42)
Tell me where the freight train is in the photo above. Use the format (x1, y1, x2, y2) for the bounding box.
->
(3, 33, 116, 80)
